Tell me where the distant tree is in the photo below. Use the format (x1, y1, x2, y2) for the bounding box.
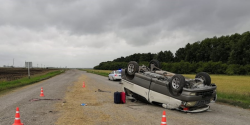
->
(157, 51, 165, 62)
(229, 31, 250, 65)
(184, 43, 192, 62)
(113, 56, 126, 62)
(139, 52, 154, 62)
(163, 50, 174, 62)
(189, 42, 200, 62)
(210, 36, 231, 63)
(175, 48, 185, 62)
(94, 31, 250, 75)
(199, 38, 212, 62)
(126, 53, 141, 62)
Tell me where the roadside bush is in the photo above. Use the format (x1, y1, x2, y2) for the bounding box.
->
(195, 61, 227, 74)
(210, 61, 227, 74)
(195, 61, 205, 73)
(244, 64, 250, 75)
(178, 61, 191, 74)
(161, 62, 173, 71)
(226, 64, 240, 75)
(94, 61, 250, 75)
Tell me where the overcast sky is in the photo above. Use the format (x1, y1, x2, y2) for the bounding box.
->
(1, 0, 250, 68)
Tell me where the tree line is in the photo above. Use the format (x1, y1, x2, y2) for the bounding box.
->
(94, 31, 250, 75)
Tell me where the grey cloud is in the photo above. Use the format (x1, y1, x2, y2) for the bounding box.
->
(1, 0, 250, 67)
(2, 0, 250, 44)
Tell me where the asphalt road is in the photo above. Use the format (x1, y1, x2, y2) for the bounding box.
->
(0, 69, 249, 125)
(0, 69, 80, 125)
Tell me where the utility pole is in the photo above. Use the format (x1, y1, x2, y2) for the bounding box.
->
(28, 62, 30, 79)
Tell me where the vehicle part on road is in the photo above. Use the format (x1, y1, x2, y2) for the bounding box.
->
(176, 105, 210, 113)
(12, 107, 24, 125)
(126, 104, 147, 109)
(121, 59, 217, 113)
(127, 61, 139, 76)
(97, 89, 111, 93)
(40, 87, 44, 97)
(125, 95, 137, 102)
(29, 98, 61, 102)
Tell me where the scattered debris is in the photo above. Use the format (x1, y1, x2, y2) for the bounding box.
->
(81, 103, 87, 106)
(207, 109, 212, 112)
(29, 98, 61, 102)
(127, 104, 145, 107)
(126, 96, 137, 102)
(49, 111, 58, 114)
(97, 89, 111, 93)
(127, 104, 146, 109)
(131, 99, 137, 102)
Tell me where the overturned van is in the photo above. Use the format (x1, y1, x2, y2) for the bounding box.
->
(121, 60, 217, 113)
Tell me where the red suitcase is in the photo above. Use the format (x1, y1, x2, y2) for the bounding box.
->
(121, 92, 126, 104)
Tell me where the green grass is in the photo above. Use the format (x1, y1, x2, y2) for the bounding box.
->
(217, 92, 250, 108)
(0, 70, 64, 93)
(82, 69, 250, 109)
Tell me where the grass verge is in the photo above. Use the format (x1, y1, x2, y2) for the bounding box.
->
(216, 92, 250, 109)
(0, 70, 64, 93)
(82, 69, 250, 109)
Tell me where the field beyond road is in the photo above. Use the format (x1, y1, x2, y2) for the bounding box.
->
(0, 68, 64, 94)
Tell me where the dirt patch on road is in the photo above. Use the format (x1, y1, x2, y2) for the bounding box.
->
(55, 74, 141, 125)
(55, 75, 96, 124)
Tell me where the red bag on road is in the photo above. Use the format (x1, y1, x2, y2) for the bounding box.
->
(121, 92, 126, 104)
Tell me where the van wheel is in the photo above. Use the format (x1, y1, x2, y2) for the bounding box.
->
(195, 72, 211, 85)
(127, 61, 139, 76)
(149, 59, 161, 69)
(169, 74, 185, 96)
